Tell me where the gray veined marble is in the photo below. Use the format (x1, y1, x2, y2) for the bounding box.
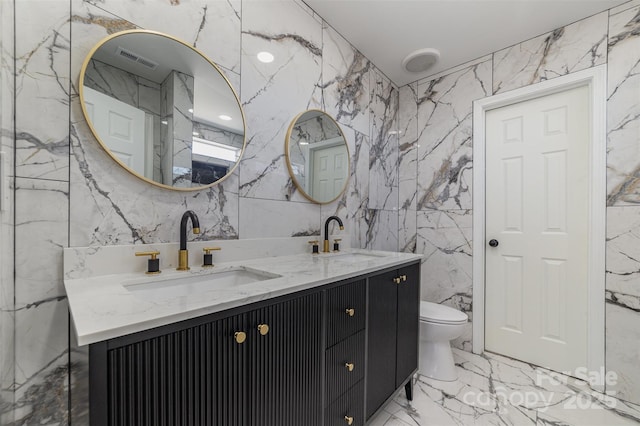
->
(369, 348, 640, 426)
(322, 24, 371, 136)
(346, 130, 371, 249)
(493, 11, 608, 95)
(607, 5, 640, 205)
(239, 0, 323, 202)
(398, 83, 418, 214)
(369, 68, 399, 212)
(15, 0, 71, 182)
(605, 206, 640, 405)
(417, 209, 472, 350)
(416, 60, 491, 211)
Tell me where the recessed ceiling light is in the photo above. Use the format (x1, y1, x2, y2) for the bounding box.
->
(257, 51, 275, 63)
(218, 114, 232, 121)
(402, 48, 440, 73)
(188, 108, 193, 113)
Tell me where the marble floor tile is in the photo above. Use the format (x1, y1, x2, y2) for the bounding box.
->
(369, 349, 640, 426)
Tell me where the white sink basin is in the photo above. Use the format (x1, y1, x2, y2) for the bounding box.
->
(123, 267, 281, 300)
(327, 252, 388, 263)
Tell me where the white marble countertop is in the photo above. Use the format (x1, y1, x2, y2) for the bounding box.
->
(64, 246, 421, 346)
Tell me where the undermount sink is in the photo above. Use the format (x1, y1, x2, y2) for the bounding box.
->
(123, 266, 281, 300)
(327, 252, 388, 263)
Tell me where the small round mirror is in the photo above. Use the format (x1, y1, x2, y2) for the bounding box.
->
(79, 30, 246, 191)
(285, 110, 350, 204)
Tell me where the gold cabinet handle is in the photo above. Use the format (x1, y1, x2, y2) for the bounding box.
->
(344, 416, 354, 425)
(345, 308, 355, 317)
(400, 274, 407, 282)
(345, 363, 354, 372)
(393, 277, 401, 284)
(257, 324, 270, 336)
(234, 331, 246, 344)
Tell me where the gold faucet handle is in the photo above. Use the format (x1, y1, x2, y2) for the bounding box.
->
(135, 251, 161, 274)
(334, 238, 342, 242)
(308, 240, 320, 254)
(135, 251, 160, 260)
(203, 247, 222, 254)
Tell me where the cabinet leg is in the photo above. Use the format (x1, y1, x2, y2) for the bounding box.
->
(404, 378, 414, 401)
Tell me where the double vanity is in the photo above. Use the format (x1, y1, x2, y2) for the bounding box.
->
(64, 236, 422, 426)
(71, 28, 422, 426)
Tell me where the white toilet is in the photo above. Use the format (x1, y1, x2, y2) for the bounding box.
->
(419, 301, 468, 381)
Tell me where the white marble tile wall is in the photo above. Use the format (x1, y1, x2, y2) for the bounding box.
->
(605, 207, 640, 403)
(0, 0, 14, 421)
(3, 0, 402, 423)
(398, 83, 418, 253)
(607, 4, 640, 205)
(493, 11, 608, 95)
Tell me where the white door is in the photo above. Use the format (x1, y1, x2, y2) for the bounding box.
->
(83, 86, 146, 176)
(484, 84, 590, 373)
(310, 143, 348, 200)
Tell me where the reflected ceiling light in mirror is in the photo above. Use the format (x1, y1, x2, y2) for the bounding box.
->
(257, 51, 275, 63)
(218, 114, 232, 121)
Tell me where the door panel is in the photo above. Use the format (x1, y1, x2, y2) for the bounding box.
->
(83, 86, 146, 175)
(485, 84, 589, 373)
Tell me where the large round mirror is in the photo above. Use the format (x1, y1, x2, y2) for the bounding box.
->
(285, 110, 350, 204)
(79, 30, 246, 191)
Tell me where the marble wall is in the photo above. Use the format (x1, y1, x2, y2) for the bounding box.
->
(404, 2, 640, 406)
(1, 0, 400, 423)
(0, 0, 15, 423)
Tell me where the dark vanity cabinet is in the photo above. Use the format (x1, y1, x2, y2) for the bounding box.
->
(88, 260, 420, 426)
(90, 292, 323, 426)
(325, 280, 366, 426)
(365, 263, 420, 420)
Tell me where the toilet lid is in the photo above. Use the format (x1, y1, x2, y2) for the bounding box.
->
(420, 301, 468, 324)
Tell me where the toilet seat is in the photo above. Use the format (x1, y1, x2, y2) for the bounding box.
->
(420, 301, 467, 325)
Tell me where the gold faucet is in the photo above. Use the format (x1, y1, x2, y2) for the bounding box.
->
(177, 210, 200, 271)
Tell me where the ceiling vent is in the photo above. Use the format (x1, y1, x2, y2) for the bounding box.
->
(116, 46, 159, 70)
(402, 48, 440, 73)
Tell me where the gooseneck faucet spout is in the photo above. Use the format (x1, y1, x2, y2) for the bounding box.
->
(178, 210, 200, 270)
(323, 216, 344, 253)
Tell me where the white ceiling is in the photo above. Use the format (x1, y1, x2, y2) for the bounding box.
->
(304, 0, 629, 86)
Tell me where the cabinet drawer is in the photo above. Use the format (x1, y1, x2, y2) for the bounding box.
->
(326, 280, 366, 347)
(325, 380, 364, 426)
(326, 330, 365, 404)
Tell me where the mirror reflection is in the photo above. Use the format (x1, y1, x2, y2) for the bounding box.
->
(79, 30, 246, 190)
(285, 110, 350, 204)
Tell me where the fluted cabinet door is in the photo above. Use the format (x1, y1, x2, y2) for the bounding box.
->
(249, 292, 323, 426)
(216, 312, 251, 426)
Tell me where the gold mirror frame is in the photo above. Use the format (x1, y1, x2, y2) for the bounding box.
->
(78, 29, 246, 191)
(285, 109, 350, 204)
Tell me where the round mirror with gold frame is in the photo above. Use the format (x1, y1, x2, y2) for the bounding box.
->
(79, 29, 246, 191)
(285, 110, 350, 204)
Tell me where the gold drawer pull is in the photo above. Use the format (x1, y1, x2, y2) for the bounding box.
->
(344, 416, 354, 425)
(393, 277, 401, 284)
(345, 308, 355, 317)
(257, 324, 270, 336)
(234, 331, 246, 344)
(345, 363, 354, 372)
(400, 274, 407, 282)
